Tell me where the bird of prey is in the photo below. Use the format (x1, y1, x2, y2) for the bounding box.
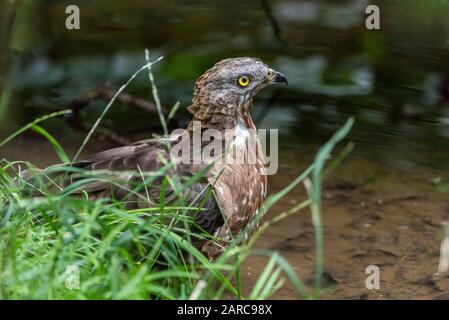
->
(22, 57, 288, 259)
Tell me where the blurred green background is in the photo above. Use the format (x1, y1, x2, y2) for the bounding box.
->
(1, 0, 449, 179)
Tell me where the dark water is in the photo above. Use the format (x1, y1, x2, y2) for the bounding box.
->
(1, 0, 449, 177)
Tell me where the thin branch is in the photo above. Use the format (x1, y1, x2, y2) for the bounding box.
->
(72, 59, 162, 162)
(68, 84, 168, 115)
(260, 0, 286, 45)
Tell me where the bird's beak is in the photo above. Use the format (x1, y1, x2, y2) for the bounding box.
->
(268, 69, 288, 85)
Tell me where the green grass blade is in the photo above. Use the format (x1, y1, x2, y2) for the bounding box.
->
(0, 109, 72, 149)
(31, 125, 70, 163)
(310, 117, 354, 297)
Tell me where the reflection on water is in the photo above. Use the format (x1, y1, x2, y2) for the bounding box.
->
(1, 0, 449, 176)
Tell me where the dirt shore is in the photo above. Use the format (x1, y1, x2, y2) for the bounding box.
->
(243, 154, 449, 299)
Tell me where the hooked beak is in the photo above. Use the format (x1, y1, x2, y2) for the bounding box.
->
(268, 69, 288, 85)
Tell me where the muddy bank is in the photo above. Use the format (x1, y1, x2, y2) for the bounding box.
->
(243, 153, 449, 299)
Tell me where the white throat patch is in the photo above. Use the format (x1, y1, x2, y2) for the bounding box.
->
(233, 121, 250, 147)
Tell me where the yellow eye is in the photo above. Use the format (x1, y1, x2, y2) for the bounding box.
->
(238, 76, 250, 87)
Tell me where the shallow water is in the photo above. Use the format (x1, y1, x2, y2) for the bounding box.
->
(1, 0, 449, 299)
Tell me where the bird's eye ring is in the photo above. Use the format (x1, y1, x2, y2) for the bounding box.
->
(237, 76, 251, 87)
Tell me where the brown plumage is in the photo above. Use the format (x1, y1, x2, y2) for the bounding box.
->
(24, 57, 287, 259)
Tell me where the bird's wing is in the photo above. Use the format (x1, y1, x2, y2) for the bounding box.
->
(73, 138, 224, 234)
(18, 137, 224, 237)
(70, 139, 171, 198)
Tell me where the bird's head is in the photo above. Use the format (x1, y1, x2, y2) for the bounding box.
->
(188, 57, 287, 129)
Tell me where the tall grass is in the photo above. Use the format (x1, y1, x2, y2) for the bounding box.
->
(0, 60, 354, 299)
